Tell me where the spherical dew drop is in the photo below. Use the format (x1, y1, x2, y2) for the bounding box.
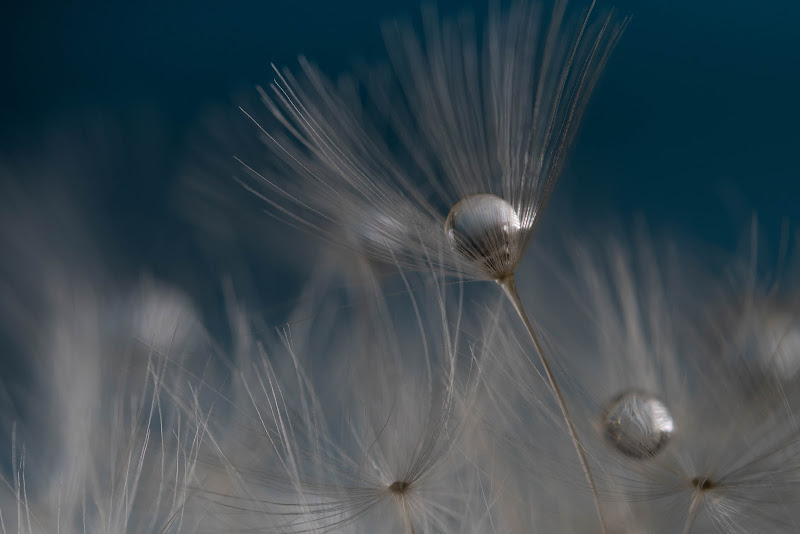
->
(444, 194, 524, 280)
(603, 390, 674, 459)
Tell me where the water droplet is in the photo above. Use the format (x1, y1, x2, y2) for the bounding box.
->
(444, 194, 524, 279)
(603, 390, 674, 459)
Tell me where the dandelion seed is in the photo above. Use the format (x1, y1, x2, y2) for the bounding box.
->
(185, 269, 484, 534)
(242, 0, 626, 281)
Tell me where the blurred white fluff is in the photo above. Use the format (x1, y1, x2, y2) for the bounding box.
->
(3, 162, 799, 534)
(129, 229, 796, 534)
(0, 281, 208, 534)
(498, 233, 800, 533)
(177, 263, 490, 533)
(2, 191, 798, 534)
(0, 184, 207, 533)
(726, 297, 800, 380)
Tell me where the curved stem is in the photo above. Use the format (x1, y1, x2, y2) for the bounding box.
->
(498, 275, 607, 533)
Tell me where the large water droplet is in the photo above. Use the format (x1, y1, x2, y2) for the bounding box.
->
(444, 194, 524, 279)
(603, 390, 674, 459)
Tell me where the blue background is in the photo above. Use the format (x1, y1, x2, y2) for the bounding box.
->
(1, 0, 798, 318)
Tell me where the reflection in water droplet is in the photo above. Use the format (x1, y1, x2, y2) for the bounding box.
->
(603, 390, 674, 459)
(444, 194, 524, 279)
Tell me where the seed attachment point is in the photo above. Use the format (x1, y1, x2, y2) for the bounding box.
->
(692, 477, 715, 491)
(389, 481, 410, 495)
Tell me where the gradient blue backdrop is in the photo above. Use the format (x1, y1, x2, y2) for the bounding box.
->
(1, 0, 798, 319)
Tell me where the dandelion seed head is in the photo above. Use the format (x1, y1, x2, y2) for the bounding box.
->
(603, 390, 674, 459)
(444, 194, 525, 280)
(242, 1, 627, 281)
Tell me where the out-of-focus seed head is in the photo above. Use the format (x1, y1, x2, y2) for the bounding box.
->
(603, 390, 674, 459)
(444, 194, 526, 280)
(758, 308, 800, 377)
(691, 477, 716, 491)
(388, 480, 410, 495)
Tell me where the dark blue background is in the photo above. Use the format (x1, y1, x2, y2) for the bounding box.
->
(1, 0, 798, 318)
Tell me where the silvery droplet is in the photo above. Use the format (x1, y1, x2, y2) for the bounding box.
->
(444, 194, 524, 279)
(603, 390, 674, 459)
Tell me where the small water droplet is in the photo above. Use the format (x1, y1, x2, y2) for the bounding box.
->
(603, 390, 674, 459)
(444, 194, 524, 279)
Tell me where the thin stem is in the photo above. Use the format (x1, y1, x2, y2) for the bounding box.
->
(498, 274, 607, 533)
(401, 496, 415, 534)
(681, 492, 702, 534)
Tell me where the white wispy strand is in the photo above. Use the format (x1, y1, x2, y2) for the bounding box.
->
(0, 183, 210, 533)
(0, 280, 207, 534)
(179, 265, 487, 533)
(239, 0, 626, 280)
